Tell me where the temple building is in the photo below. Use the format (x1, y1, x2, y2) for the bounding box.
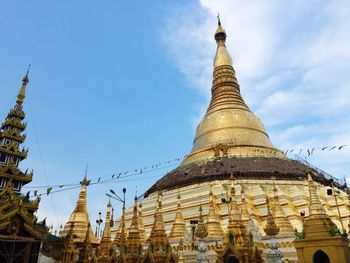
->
(110, 18, 350, 262)
(0, 72, 49, 262)
(12, 16, 349, 263)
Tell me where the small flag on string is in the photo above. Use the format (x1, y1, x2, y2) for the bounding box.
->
(124, 171, 128, 175)
(112, 174, 115, 178)
(117, 174, 121, 179)
(311, 148, 315, 154)
(299, 149, 302, 154)
(329, 146, 336, 151)
(59, 185, 64, 188)
(97, 178, 101, 183)
(140, 169, 142, 174)
(47, 187, 53, 196)
(339, 145, 346, 150)
(34, 190, 38, 196)
(290, 149, 294, 153)
(307, 149, 311, 156)
(322, 146, 328, 150)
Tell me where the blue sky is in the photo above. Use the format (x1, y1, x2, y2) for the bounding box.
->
(1, 0, 350, 230)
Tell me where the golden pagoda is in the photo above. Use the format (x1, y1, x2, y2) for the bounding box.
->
(206, 186, 224, 240)
(126, 196, 142, 263)
(141, 191, 178, 263)
(98, 200, 113, 261)
(110, 18, 350, 262)
(168, 192, 187, 242)
(138, 202, 147, 244)
(62, 176, 98, 247)
(0, 71, 49, 262)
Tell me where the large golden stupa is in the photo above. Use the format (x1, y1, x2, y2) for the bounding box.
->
(111, 19, 350, 262)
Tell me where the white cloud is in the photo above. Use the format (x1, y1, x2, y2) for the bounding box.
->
(162, 0, 350, 179)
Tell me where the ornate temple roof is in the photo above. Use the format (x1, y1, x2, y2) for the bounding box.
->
(0, 71, 33, 192)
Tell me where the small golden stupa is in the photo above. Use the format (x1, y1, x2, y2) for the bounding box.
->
(61, 176, 98, 247)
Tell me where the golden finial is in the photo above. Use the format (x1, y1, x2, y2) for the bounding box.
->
(214, 14, 226, 42)
(16, 64, 30, 105)
(217, 13, 221, 26)
(81, 161, 90, 186)
(22, 64, 30, 84)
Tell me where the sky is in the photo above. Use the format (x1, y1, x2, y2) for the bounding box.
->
(1, 0, 350, 231)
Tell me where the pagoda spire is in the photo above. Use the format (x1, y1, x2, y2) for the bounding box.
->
(270, 180, 294, 234)
(169, 191, 187, 241)
(225, 178, 247, 246)
(16, 65, 30, 105)
(0, 70, 33, 193)
(307, 171, 327, 217)
(126, 195, 142, 263)
(99, 200, 113, 258)
(148, 191, 168, 254)
(62, 176, 98, 245)
(138, 202, 147, 243)
(182, 18, 284, 165)
(240, 186, 250, 226)
(301, 170, 337, 239)
(206, 186, 224, 239)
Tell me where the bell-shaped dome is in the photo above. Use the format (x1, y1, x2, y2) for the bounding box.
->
(182, 20, 284, 165)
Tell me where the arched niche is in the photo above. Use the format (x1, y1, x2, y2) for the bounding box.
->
(313, 250, 330, 263)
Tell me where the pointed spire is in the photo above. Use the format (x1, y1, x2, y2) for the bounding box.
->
(240, 186, 250, 225)
(270, 180, 294, 234)
(120, 205, 127, 255)
(62, 175, 98, 245)
(16, 65, 30, 105)
(0, 67, 33, 193)
(110, 207, 114, 227)
(138, 202, 146, 243)
(214, 17, 232, 68)
(307, 171, 326, 217)
(149, 191, 168, 257)
(127, 195, 142, 261)
(206, 186, 224, 239)
(169, 191, 187, 241)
